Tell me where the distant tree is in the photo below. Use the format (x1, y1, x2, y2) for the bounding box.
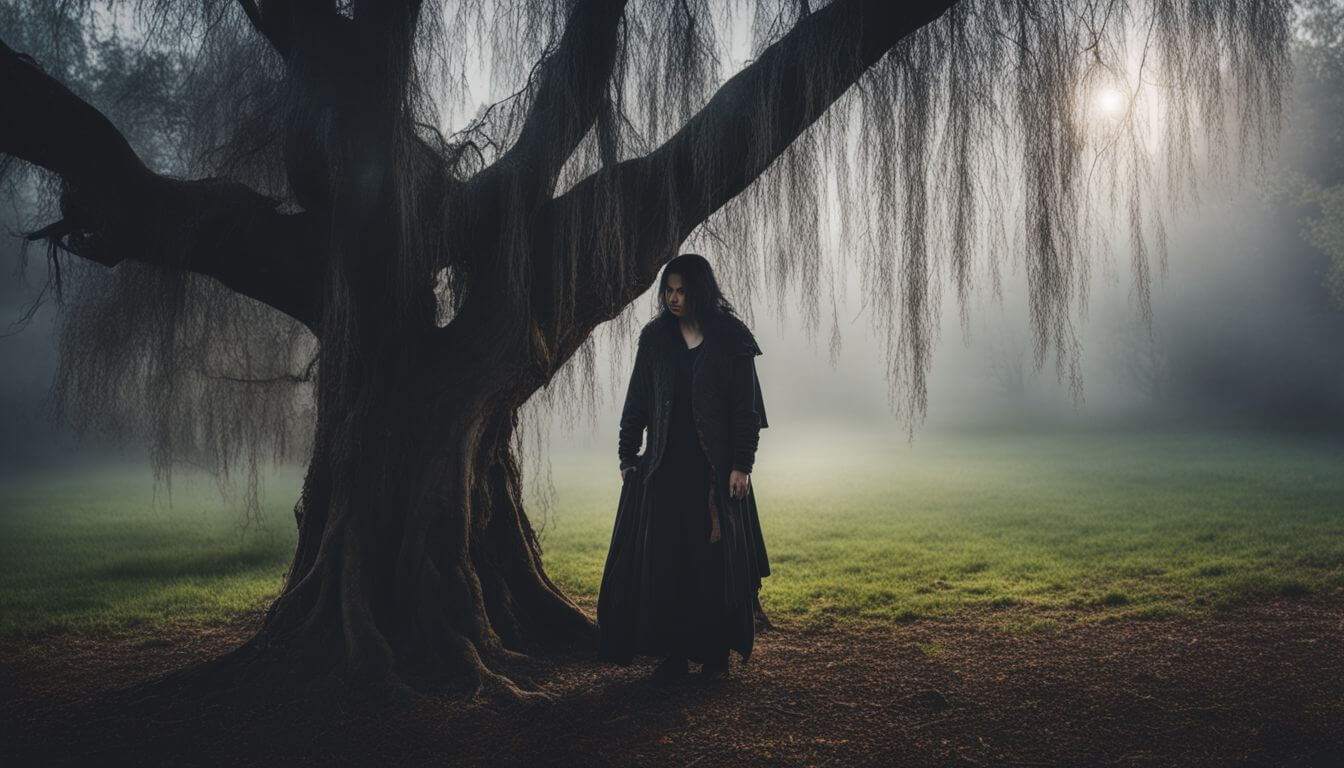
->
(1104, 314, 1171, 405)
(1275, 0, 1344, 310)
(0, 1, 1290, 696)
(982, 321, 1030, 404)
(1308, 186, 1344, 308)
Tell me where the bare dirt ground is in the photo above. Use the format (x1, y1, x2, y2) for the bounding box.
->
(3, 596, 1343, 767)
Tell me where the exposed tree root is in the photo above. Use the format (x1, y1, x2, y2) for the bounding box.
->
(118, 401, 600, 708)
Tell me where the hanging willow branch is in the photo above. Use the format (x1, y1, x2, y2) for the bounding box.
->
(0, 0, 1292, 505)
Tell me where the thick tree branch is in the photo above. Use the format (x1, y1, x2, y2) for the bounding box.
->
(545, 0, 959, 349)
(239, 1, 347, 59)
(236, 0, 289, 56)
(352, 0, 424, 31)
(501, 0, 628, 192)
(460, 0, 628, 251)
(0, 39, 321, 330)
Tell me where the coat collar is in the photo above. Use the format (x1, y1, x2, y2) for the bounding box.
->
(638, 311, 769, 430)
(640, 311, 763, 360)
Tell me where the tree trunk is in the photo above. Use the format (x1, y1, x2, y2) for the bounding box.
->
(184, 352, 596, 699)
(168, 15, 607, 698)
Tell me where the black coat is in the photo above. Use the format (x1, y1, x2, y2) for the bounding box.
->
(598, 311, 770, 664)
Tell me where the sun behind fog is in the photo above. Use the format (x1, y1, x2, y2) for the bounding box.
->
(1094, 86, 1126, 117)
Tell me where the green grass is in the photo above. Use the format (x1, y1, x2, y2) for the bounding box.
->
(2, 428, 1342, 636)
(537, 428, 1344, 629)
(0, 466, 303, 635)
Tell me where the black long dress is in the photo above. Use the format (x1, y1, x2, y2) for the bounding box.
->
(632, 340, 731, 664)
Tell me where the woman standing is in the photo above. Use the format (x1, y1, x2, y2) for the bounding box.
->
(598, 253, 770, 684)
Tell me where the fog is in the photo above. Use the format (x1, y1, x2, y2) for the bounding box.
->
(538, 186, 1343, 469)
(7, 167, 1340, 478)
(3, 13, 1342, 480)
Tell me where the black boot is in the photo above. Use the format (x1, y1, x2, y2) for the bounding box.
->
(651, 656, 688, 685)
(700, 651, 729, 682)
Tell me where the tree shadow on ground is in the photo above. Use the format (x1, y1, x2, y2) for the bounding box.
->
(4, 597, 1344, 766)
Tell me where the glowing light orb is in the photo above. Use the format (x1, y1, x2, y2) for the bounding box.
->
(1094, 86, 1126, 117)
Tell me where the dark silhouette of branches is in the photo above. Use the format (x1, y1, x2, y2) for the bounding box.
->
(0, 0, 1294, 525)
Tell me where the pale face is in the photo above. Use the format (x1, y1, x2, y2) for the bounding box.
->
(664, 273, 692, 319)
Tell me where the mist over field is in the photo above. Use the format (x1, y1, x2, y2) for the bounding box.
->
(1, 0, 1341, 638)
(5, 172, 1344, 480)
(5, 154, 1344, 634)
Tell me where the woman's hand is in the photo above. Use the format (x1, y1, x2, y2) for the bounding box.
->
(729, 469, 750, 499)
(621, 465, 636, 481)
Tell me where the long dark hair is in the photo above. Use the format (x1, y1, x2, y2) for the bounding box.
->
(657, 253, 738, 329)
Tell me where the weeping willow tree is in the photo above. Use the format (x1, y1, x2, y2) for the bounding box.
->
(0, 0, 1290, 696)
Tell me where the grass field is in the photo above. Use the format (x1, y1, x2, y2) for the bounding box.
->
(2, 428, 1342, 636)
